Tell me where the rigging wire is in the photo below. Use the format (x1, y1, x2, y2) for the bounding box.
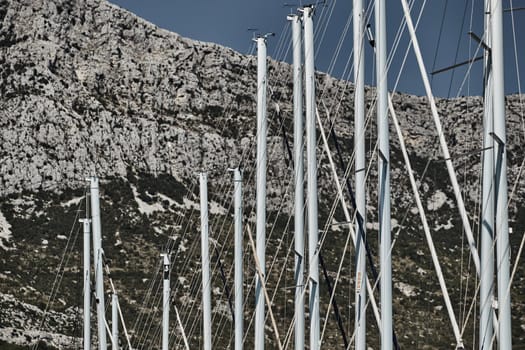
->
(131, 42, 259, 346)
(430, 0, 450, 87)
(122, 1, 520, 348)
(447, 0, 470, 98)
(30, 190, 85, 350)
(270, 89, 354, 347)
(320, 0, 492, 348)
(118, 1, 524, 348)
(509, 0, 525, 141)
(134, 40, 262, 348)
(171, 22, 302, 350)
(458, 0, 477, 332)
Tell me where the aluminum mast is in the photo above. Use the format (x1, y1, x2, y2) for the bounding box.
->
(480, 0, 494, 348)
(353, 0, 367, 348)
(233, 168, 244, 350)
(287, 12, 305, 350)
(254, 35, 269, 350)
(89, 176, 107, 350)
(491, 0, 512, 347)
(81, 218, 91, 350)
(375, 0, 392, 349)
(161, 253, 170, 350)
(200, 173, 212, 350)
(303, 6, 320, 349)
(112, 294, 119, 350)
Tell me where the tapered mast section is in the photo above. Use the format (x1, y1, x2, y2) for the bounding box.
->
(287, 12, 305, 350)
(353, 0, 367, 349)
(112, 293, 119, 350)
(161, 253, 170, 350)
(480, 0, 494, 348)
(303, 6, 319, 350)
(89, 176, 107, 350)
(81, 218, 91, 350)
(491, 0, 512, 348)
(375, 0, 392, 349)
(199, 172, 212, 350)
(233, 168, 244, 350)
(254, 35, 268, 350)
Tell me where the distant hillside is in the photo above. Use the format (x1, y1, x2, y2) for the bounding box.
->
(0, 0, 524, 349)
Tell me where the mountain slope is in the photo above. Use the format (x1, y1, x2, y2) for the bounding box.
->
(0, 0, 524, 349)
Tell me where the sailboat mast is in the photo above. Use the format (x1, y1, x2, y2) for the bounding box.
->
(81, 218, 91, 350)
(233, 168, 244, 350)
(353, 0, 367, 348)
(112, 293, 119, 350)
(287, 12, 305, 350)
(480, 0, 494, 348)
(303, 6, 320, 349)
(375, 0, 392, 349)
(89, 176, 107, 350)
(161, 253, 170, 350)
(199, 172, 212, 350)
(491, 0, 512, 347)
(254, 35, 268, 350)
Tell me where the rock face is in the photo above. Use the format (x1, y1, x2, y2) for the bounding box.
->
(1, 0, 525, 349)
(0, 0, 274, 196)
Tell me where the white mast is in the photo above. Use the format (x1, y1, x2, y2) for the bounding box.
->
(353, 0, 367, 348)
(161, 253, 170, 350)
(112, 294, 119, 350)
(287, 12, 305, 350)
(233, 168, 244, 350)
(480, 0, 494, 348)
(491, 0, 512, 347)
(303, 6, 319, 349)
(375, 0, 392, 349)
(81, 218, 91, 350)
(89, 176, 107, 350)
(200, 172, 212, 350)
(254, 35, 268, 350)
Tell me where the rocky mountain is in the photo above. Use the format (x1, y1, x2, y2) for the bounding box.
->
(0, 0, 524, 349)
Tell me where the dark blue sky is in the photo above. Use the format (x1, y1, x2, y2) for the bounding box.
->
(109, 0, 524, 97)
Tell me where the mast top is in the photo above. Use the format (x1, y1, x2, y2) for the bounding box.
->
(160, 253, 170, 266)
(252, 32, 275, 43)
